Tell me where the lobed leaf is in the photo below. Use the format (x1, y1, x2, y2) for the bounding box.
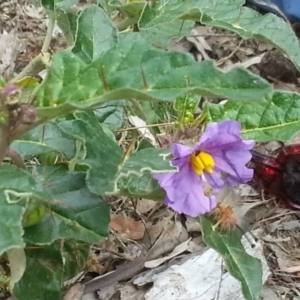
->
(34, 33, 271, 121)
(72, 6, 119, 63)
(204, 91, 300, 142)
(11, 122, 76, 159)
(59, 112, 175, 195)
(140, 19, 195, 49)
(139, 0, 300, 71)
(0, 164, 53, 255)
(24, 165, 110, 245)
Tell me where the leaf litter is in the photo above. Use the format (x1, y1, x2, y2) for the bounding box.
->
(2, 1, 300, 300)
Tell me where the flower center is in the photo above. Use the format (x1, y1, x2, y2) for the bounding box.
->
(190, 151, 215, 175)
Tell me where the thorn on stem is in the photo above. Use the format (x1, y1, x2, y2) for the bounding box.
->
(187, 76, 191, 87)
(99, 64, 109, 92)
(179, 20, 184, 33)
(140, 66, 148, 89)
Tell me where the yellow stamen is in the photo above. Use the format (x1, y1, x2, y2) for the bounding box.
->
(190, 151, 215, 175)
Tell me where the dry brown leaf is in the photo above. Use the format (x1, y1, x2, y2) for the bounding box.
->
(87, 252, 107, 274)
(273, 82, 300, 93)
(145, 238, 192, 268)
(62, 283, 84, 300)
(136, 199, 158, 214)
(147, 218, 188, 259)
(110, 216, 145, 240)
(280, 265, 300, 273)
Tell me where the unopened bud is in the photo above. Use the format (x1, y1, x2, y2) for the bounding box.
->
(1, 85, 22, 109)
(20, 104, 37, 125)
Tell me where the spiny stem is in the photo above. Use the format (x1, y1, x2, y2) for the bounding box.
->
(0, 125, 10, 165)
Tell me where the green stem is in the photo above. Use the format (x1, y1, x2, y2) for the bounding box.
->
(42, 12, 55, 53)
(11, 54, 51, 83)
(11, 12, 54, 83)
(69, 140, 83, 172)
(129, 98, 148, 122)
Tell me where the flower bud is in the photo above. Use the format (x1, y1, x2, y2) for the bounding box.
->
(20, 104, 37, 125)
(1, 85, 22, 109)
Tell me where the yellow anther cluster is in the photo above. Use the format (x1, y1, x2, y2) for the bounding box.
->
(190, 151, 215, 175)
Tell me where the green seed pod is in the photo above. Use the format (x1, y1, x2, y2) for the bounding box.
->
(22, 200, 48, 228)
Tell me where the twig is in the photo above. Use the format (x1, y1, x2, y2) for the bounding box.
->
(83, 257, 148, 294)
(113, 122, 174, 133)
(216, 39, 244, 66)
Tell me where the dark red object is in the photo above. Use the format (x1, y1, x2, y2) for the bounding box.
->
(250, 145, 300, 209)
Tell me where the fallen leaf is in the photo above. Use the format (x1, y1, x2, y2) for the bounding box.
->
(136, 199, 158, 214)
(145, 238, 192, 268)
(110, 216, 145, 240)
(63, 283, 84, 300)
(6, 247, 26, 293)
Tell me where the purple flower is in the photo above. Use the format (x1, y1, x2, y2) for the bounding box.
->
(153, 121, 254, 217)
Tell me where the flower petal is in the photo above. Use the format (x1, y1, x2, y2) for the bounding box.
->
(172, 143, 194, 159)
(153, 163, 217, 217)
(205, 171, 224, 191)
(212, 148, 254, 185)
(196, 121, 242, 151)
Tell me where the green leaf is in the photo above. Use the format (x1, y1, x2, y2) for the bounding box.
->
(72, 6, 119, 63)
(94, 100, 125, 129)
(0, 164, 53, 255)
(119, 172, 165, 200)
(24, 165, 110, 245)
(0, 165, 52, 200)
(11, 141, 57, 158)
(56, 11, 77, 46)
(41, 0, 55, 10)
(109, 0, 145, 18)
(34, 34, 271, 121)
(42, 0, 79, 11)
(0, 196, 25, 256)
(199, 216, 262, 300)
(61, 240, 89, 281)
(13, 241, 88, 300)
(140, 19, 194, 49)
(11, 122, 76, 159)
(59, 112, 175, 195)
(204, 91, 300, 142)
(139, 0, 300, 71)
(59, 113, 124, 194)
